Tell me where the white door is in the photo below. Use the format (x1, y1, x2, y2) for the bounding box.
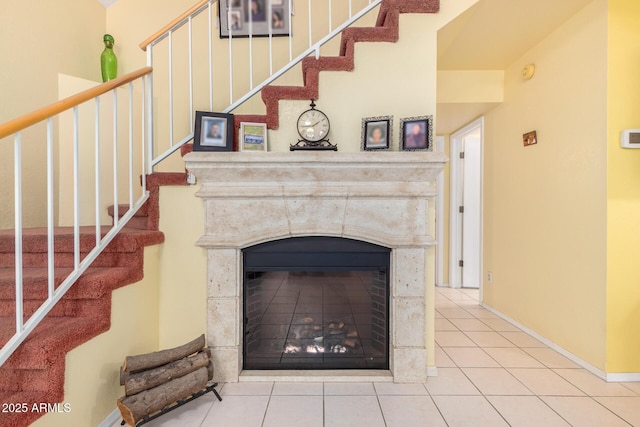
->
(449, 118, 483, 289)
(461, 133, 481, 288)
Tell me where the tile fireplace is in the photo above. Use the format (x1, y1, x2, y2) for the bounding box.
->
(243, 236, 390, 370)
(185, 152, 447, 383)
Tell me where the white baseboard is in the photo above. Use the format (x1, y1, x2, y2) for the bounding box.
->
(427, 366, 438, 377)
(97, 408, 121, 427)
(606, 373, 640, 382)
(435, 283, 450, 288)
(480, 303, 621, 382)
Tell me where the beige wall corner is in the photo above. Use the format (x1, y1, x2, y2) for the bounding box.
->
(606, 0, 640, 374)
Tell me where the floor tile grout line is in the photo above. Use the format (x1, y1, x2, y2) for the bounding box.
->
(197, 390, 219, 427)
(619, 382, 640, 396)
(374, 386, 389, 427)
(259, 382, 275, 427)
(322, 382, 326, 427)
(590, 395, 636, 426)
(535, 394, 580, 427)
(482, 394, 516, 427)
(426, 393, 451, 427)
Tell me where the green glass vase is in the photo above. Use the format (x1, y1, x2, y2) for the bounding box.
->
(101, 34, 118, 82)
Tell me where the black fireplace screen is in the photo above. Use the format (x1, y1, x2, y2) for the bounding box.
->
(243, 237, 390, 370)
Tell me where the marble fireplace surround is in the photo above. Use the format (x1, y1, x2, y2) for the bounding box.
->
(185, 151, 447, 383)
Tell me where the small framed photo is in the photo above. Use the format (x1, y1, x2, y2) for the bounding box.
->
(523, 130, 537, 147)
(400, 116, 432, 151)
(193, 111, 234, 152)
(239, 122, 268, 152)
(228, 10, 243, 31)
(219, 0, 290, 38)
(361, 116, 392, 151)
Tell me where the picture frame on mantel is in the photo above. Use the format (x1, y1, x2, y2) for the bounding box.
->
(361, 116, 392, 151)
(193, 111, 234, 152)
(239, 122, 268, 151)
(400, 115, 433, 151)
(219, 0, 291, 38)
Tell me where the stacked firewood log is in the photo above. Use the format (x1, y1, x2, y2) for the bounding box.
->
(117, 334, 213, 426)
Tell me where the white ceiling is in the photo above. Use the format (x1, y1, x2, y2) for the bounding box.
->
(436, 0, 593, 134)
(437, 0, 593, 70)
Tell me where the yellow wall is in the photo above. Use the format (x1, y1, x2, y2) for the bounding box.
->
(606, 0, 640, 373)
(0, 1, 106, 229)
(31, 245, 160, 427)
(437, 70, 504, 104)
(482, 0, 607, 369)
(157, 185, 208, 348)
(57, 74, 145, 227)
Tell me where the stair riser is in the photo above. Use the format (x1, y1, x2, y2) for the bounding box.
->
(0, 298, 108, 318)
(3, 317, 112, 370)
(0, 367, 64, 393)
(0, 250, 142, 269)
(110, 216, 148, 230)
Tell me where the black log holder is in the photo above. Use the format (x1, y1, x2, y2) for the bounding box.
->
(121, 383, 222, 427)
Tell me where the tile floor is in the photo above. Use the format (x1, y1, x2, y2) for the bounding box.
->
(112, 287, 640, 426)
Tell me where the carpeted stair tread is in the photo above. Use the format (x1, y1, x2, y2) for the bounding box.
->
(108, 204, 150, 230)
(0, 266, 135, 299)
(0, 228, 162, 269)
(0, 227, 163, 254)
(108, 203, 149, 218)
(0, 316, 110, 369)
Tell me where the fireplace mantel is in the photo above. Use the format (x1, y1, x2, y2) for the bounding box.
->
(185, 151, 447, 183)
(185, 151, 447, 382)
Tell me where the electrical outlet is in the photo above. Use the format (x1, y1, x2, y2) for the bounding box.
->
(487, 272, 493, 284)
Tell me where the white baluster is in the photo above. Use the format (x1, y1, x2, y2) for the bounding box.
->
(14, 132, 23, 334)
(47, 119, 55, 299)
(73, 106, 80, 269)
(95, 98, 101, 245)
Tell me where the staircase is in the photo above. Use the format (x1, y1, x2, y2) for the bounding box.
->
(0, 173, 186, 427)
(228, 0, 440, 145)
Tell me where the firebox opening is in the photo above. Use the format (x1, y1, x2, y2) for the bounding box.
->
(243, 237, 390, 370)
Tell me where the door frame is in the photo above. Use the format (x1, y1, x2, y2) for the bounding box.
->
(435, 136, 445, 287)
(448, 117, 484, 293)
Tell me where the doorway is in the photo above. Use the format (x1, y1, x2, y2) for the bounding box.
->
(449, 117, 483, 290)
